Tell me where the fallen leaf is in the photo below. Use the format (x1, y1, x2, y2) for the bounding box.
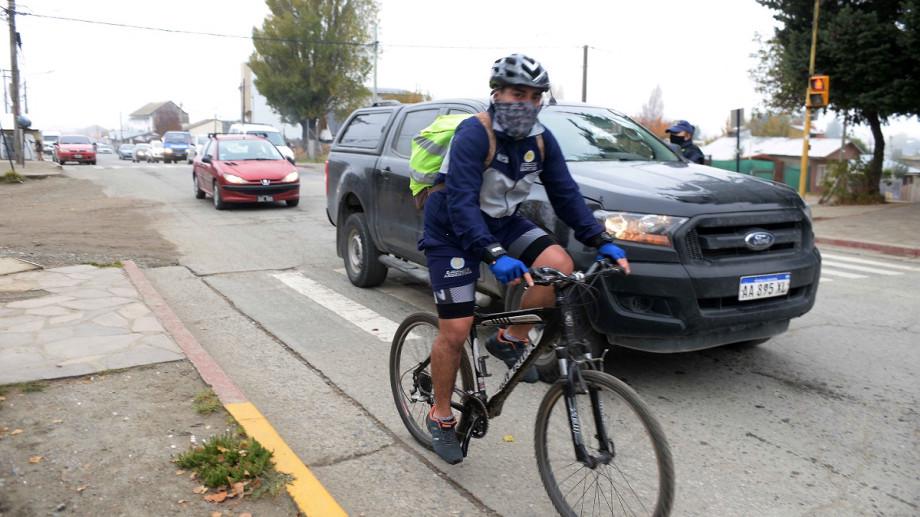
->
(189, 472, 197, 480)
(204, 491, 228, 503)
(10, 429, 23, 436)
(76, 485, 88, 493)
(240, 513, 253, 517)
(192, 485, 209, 494)
(502, 435, 514, 443)
(52, 419, 63, 424)
(216, 445, 229, 453)
(177, 499, 188, 504)
(28, 455, 43, 464)
(230, 481, 245, 499)
(211, 512, 222, 517)
(0, 395, 6, 401)
(175, 469, 185, 476)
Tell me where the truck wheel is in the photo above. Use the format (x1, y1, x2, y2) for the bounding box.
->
(343, 212, 387, 287)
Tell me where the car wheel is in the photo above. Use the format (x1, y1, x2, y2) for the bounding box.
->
(90, 160, 96, 165)
(212, 180, 227, 210)
(193, 173, 205, 199)
(285, 199, 299, 207)
(342, 212, 387, 287)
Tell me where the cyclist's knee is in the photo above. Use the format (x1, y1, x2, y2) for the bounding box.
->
(534, 245, 574, 274)
(438, 316, 473, 348)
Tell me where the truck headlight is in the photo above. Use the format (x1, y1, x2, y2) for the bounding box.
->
(281, 171, 299, 183)
(594, 211, 688, 247)
(164, 148, 173, 153)
(223, 173, 246, 184)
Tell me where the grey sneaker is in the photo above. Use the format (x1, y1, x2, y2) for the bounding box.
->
(427, 410, 463, 465)
(485, 330, 539, 383)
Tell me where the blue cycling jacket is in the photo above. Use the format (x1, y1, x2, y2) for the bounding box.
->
(420, 111, 604, 258)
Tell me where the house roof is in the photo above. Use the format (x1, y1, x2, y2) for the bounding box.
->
(184, 118, 224, 130)
(129, 101, 187, 118)
(701, 136, 860, 161)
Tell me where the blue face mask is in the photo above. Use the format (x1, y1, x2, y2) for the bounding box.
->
(493, 101, 541, 139)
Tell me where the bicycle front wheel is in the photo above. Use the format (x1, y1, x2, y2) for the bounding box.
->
(389, 312, 474, 449)
(535, 370, 674, 517)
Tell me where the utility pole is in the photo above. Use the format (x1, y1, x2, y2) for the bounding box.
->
(372, 24, 379, 105)
(7, 0, 23, 165)
(22, 80, 26, 113)
(581, 45, 588, 103)
(798, 0, 821, 196)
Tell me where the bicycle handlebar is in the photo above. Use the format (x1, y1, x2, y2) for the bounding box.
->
(527, 258, 625, 288)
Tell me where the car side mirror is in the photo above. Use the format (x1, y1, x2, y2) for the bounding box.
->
(201, 156, 212, 164)
(286, 156, 295, 165)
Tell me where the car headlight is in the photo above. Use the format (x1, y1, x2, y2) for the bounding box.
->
(223, 173, 246, 184)
(281, 171, 299, 182)
(164, 148, 173, 153)
(594, 211, 688, 247)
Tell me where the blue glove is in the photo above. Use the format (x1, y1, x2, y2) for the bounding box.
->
(489, 255, 529, 284)
(597, 242, 626, 262)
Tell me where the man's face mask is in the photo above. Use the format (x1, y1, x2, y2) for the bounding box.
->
(669, 133, 686, 145)
(493, 101, 541, 139)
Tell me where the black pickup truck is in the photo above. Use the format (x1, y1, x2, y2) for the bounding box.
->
(325, 99, 821, 355)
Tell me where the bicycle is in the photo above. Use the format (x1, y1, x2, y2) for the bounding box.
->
(389, 260, 675, 516)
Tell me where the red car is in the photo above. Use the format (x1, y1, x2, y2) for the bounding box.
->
(53, 135, 96, 165)
(192, 134, 300, 210)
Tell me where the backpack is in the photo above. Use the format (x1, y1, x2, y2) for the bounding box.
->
(408, 112, 545, 209)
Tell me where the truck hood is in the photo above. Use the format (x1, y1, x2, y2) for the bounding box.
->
(566, 161, 805, 215)
(220, 160, 296, 181)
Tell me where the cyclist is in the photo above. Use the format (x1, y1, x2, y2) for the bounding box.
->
(419, 53, 630, 464)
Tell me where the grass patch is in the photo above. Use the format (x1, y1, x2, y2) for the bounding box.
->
(175, 431, 278, 489)
(193, 389, 221, 415)
(1, 170, 24, 183)
(85, 260, 124, 268)
(249, 469, 295, 498)
(16, 381, 47, 393)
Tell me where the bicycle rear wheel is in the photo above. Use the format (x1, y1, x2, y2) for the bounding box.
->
(535, 370, 674, 517)
(389, 312, 474, 449)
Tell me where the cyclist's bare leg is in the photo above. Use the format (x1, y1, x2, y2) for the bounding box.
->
(508, 244, 573, 340)
(431, 316, 474, 419)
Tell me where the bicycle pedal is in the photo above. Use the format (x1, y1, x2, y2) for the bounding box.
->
(477, 356, 491, 377)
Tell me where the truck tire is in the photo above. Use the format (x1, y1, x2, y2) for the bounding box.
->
(343, 213, 388, 287)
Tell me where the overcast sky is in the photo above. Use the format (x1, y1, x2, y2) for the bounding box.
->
(3, 0, 917, 143)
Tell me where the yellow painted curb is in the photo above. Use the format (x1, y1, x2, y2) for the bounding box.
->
(226, 402, 347, 517)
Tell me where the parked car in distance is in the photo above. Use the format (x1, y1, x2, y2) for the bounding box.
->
(228, 123, 295, 163)
(42, 131, 60, 155)
(188, 134, 210, 164)
(192, 134, 300, 210)
(326, 99, 821, 367)
(53, 135, 96, 165)
(96, 143, 114, 154)
(147, 140, 164, 163)
(162, 130, 193, 164)
(117, 144, 135, 160)
(133, 143, 151, 162)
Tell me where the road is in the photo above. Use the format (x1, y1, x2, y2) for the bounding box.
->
(66, 154, 920, 516)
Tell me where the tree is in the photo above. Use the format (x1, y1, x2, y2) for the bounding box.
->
(752, 0, 920, 196)
(249, 0, 377, 159)
(634, 85, 668, 137)
(153, 110, 181, 136)
(748, 110, 796, 137)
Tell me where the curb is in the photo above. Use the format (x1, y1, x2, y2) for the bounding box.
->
(122, 260, 347, 517)
(815, 237, 920, 259)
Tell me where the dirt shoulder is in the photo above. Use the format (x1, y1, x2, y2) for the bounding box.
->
(0, 361, 299, 516)
(0, 175, 177, 268)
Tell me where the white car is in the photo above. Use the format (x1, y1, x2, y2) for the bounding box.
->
(96, 143, 114, 154)
(148, 140, 165, 163)
(228, 123, 295, 163)
(187, 134, 211, 164)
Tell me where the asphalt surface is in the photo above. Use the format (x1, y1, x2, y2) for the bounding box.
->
(63, 154, 920, 516)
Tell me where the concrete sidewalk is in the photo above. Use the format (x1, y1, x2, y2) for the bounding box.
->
(8, 160, 63, 179)
(807, 196, 920, 258)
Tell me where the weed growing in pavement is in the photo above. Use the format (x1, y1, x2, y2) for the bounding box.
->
(175, 431, 276, 489)
(1, 170, 24, 184)
(249, 469, 295, 498)
(16, 381, 47, 393)
(85, 260, 124, 268)
(193, 389, 221, 415)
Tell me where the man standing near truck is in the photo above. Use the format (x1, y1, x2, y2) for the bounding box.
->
(418, 53, 630, 464)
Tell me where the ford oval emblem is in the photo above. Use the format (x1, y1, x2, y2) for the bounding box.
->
(744, 230, 775, 251)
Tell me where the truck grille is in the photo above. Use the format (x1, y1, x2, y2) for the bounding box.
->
(682, 210, 807, 262)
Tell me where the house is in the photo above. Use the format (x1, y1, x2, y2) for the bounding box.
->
(126, 101, 189, 140)
(701, 136, 864, 192)
(183, 119, 231, 137)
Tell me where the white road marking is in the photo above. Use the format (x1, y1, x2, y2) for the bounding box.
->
(821, 260, 903, 276)
(820, 277, 834, 283)
(273, 271, 398, 342)
(821, 252, 920, 272)
(820, 268, 868, 279)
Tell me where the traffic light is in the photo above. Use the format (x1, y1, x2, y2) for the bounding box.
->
(807, 75, 829, 108)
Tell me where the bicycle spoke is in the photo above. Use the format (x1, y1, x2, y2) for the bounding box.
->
(599, 464, 636, 517)
(612, 460, 650, 514)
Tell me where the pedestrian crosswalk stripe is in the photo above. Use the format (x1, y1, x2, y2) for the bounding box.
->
(821, 252, 920, 272)
(273, 271, 398, 342)
(821, 260, 903, 276)
(820, 268, 868, 279)
(820, 277, 833, 282)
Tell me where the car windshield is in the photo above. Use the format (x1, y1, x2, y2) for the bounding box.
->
(164, 132, 192, 144)
(539, 107, 679, 162)
(59, 135, 91, 145)
(246, 131, 284, 147)
(136, 144, 150, 150)
(218, 139, 283, 161)
(44, 136, 59, 143)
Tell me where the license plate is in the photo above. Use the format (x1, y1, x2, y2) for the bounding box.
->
(257, 195, 274, 202)
(74, 154, 83, 159)
(739, 272, 790, 301)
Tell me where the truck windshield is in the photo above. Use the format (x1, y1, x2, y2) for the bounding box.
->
(540, 107, 679, 162)
(164, 132, 192, 144)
